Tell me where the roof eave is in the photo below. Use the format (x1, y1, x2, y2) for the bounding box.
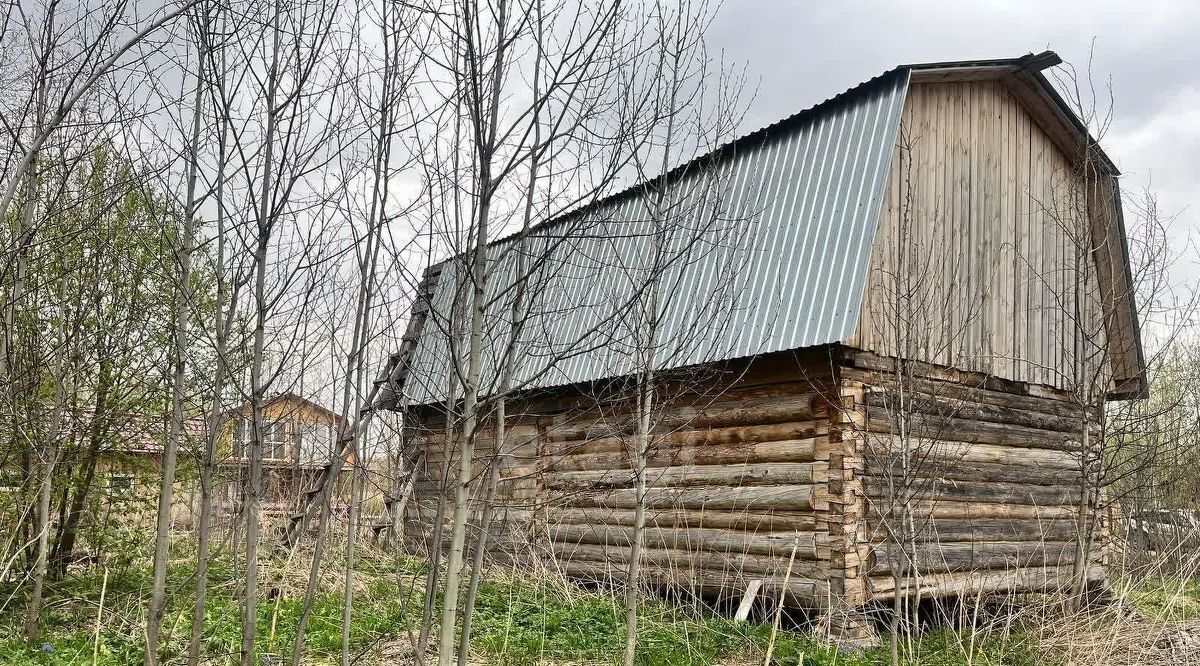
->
(905, 50, 1120, 176)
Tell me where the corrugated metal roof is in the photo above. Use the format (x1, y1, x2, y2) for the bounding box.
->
(401, 69, 910, 405)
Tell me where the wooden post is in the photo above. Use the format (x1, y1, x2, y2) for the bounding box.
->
(734, 579, 763, 623)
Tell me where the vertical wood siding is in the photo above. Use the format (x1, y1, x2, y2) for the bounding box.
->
(851, 80, 1111, 393)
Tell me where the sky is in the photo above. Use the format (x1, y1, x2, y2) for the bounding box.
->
(707, 0, 1199, 245)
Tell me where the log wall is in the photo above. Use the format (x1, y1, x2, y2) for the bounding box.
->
(401, 348, 1106, 611)
(403, 353, 848, 607)
(840, 349, 1105, 602)
(404, 414, 542, 558)
(541, 359, 840, 607)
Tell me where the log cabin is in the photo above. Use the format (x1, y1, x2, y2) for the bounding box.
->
(378, 51, 1146, 638)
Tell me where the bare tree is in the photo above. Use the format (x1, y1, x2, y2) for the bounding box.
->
(144, 4, 211, 659)
(288, 5, 423, 660)
(398, 3, 650, 664)
(0, 0, 196, 223)
(857, 126, 985, 662)
(1036, 62, 1194, 605)
(186, 4, 252, 660)
(209, 0, 357, 660)
(596, 5, 744, 662)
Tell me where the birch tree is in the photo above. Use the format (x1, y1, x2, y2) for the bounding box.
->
(401, 3, 648, 663)
(859, 126, 986, 663)
(592, 4, 746, 662)
(288, 5, 424, 662)
(211, 0, 357, 660)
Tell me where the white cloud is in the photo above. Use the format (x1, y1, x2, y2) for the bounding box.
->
(1108, 85, 1200, 223)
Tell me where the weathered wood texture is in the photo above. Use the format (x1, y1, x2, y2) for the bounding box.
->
(401, 347, 1103, 609)
(401, 415, 543, 559)
(403, 354, 846, 606)
(538, 359, 841, 605)
(398, 81, 1132, 608)
(849, 78, 1135, 394)
(842, 349, 1104, 601)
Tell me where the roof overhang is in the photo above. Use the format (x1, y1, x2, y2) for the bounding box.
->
(906, 51, 1120, 176)
(381, 51, 1150, 408)
(220, 393, 345, 424)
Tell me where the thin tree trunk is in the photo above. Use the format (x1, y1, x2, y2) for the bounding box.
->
(456, 399, 503, 666)
(417, 427, 454, 661)
(243, 259, 268, 666)
(5, 22, 50, 611)
(24, 297, 68, 645)
(341, 421, 366, 666)
(387, 450, 420, 549)
(1073, 412, 1094, 604)
(290, 472, 335, 666)
(457, 35, 543, 657)
(18, 65, 52, 640)
(436, 237, 488, 666)
(623, 364, 654, 666)
(622, 64, 679, 663)
(146, 17, 206, 660)
(24, 440, 58, 645)
(336, 29, 395, 660)
(242, 2, 282, 660)
(49, 348, 110, 578)
(189, 47, 230, 663)
(623, 209, 667, 666)
(437, 4, 509, 662)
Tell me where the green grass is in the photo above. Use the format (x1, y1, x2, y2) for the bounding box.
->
(0, 548, 413, 665)
(1116, 575, 1200, 622)
(0, 543, 1044, 666)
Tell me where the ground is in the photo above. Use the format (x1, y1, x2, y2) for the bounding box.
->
(0, 539, 1196, 665)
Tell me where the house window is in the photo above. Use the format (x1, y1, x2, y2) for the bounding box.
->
(321, 423, 334, 459)
(260, 421, 273, 458)
(108, 475, 134, 494)
(264, 420, 290, 460)
(232, 417, 291, 460)
(292, 422, 330, 465)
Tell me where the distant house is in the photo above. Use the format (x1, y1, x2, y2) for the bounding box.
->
(222, 393, 343, 467)
(383, 51, 1146, 639)
(0, 410, 206, 546)
(39, 410, 204, 495)
(209, 393, 346, 521)
(97, 412, 206, 496)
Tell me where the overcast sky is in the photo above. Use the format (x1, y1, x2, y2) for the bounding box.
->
(707, 0, 1198, 242)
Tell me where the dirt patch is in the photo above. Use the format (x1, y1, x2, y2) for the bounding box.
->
(1153, 623, 1200, 664)
(1037, 607, 1200, 665)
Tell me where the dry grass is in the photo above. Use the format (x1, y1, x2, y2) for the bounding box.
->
(1019, 530, 1200, 665)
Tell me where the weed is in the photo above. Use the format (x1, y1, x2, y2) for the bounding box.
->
(0, 540, 1071, 666)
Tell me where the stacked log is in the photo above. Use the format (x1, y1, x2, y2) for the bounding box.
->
(399, 347, 1105, 611)
(842, 350, 1102, 601)
(541, 369, 840, 605)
